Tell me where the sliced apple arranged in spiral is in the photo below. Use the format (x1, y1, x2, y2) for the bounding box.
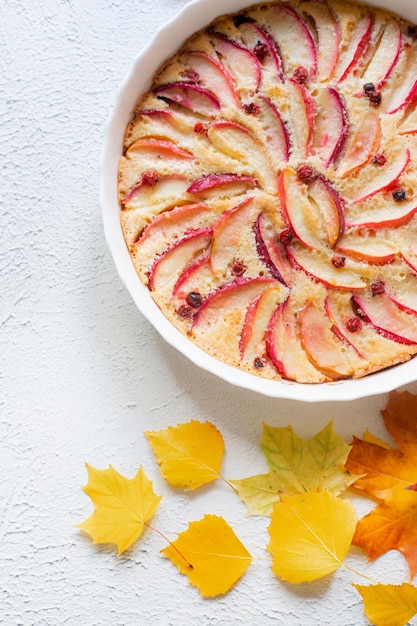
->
(119, 0, 417, 384)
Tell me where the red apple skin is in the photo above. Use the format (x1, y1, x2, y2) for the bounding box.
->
(288, 78, 316, 156)
(258, 96, 291, 162)
(336, 110, 381, 180)
(265, 298, 291, 378)
(154, 82, 221, 115)
(149, 228, 213, 291)
(236, 20, 284, 81)
(191, 276, 274, 329)
(299, 300, 361, 378)
(272, 4, 318, 79)
(350, 149, 411, 204)
(313, 87, 349, 168)
(352, 293, 417, 345)
(337, 15, 374, 83)
(185, 51, 239, 107)
(346, 205, 417, 230)
(127, 138, 193, 159)
(186, 173, 258, 194)
(360, 20, 402, 89)
(172, 253, 212, 299)
(209, 31, 262, 92)
(253, 213, 292, 286)
(308, 174, 346, 248)
(137, 202, 209, 245)
(301, 0, 341, 81)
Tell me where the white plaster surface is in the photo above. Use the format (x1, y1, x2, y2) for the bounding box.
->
(1, 1, 417, 624)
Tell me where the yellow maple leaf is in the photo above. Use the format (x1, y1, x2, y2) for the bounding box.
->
(76, 464, 161, 554)
(233, 421, 359, 515)
(353, 583, 417, 626)
(146, 420, 224, 490)
(162, 514, 252, 597)
(268, 491, 357, 583)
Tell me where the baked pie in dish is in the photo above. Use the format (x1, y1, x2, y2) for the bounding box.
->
(118, 0, 417, 384)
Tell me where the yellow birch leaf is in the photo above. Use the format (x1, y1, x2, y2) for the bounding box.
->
(161, 514, 252, 597)
(145, 420, 224, 490)
(268, 491, 357, 583)
(76, 464, 161, 555)
(353, 583, 417, 626)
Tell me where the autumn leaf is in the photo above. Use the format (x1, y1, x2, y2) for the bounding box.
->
(353, 582, 417, 626)
(346, 391, 417, 578)
(233, 421, 359, 515)
(76, 464, 161, 554)
(267, 491, 357, 583)
(146, 420, 224, 490)
(162, 514, 252, 597)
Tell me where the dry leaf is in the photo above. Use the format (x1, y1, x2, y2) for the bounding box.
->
(162, 514, 252, 597)
(268, 491, 357, 583)
(233, 421, 359, 515)
(353, 582, 417, 626)
(347, 391, 417, 578)
(146, 420, 224, 490)
(76, 464, 161, 554)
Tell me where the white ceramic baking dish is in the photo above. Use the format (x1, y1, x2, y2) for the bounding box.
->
(100, 0, 417, 401)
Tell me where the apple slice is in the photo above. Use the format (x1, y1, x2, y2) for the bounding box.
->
(123, 174, 190, 210)
(336, 15, 374, 82)
(300, 300, 363, 378)
(172, 254, 216, 300)
(126, 138, 193, 160)
(387, 278, 417, 318)
(353, 292, 417, 344)
(399, 106, 417, 135)
(269, 4, 317, 79)
(346, 198, 417, 229)
(187, 173, 258, 197)
(384, 44, 417, 114)
(361, 20, 402, 88)
(184, 51, 239, 108)
(286, 240, 367, 291)
(325, 295, 367, 359)
(313, 87, 348, 167)
(307, 175, 345, 248)
(348, 149, 410, 204)
(207, 121, 275, 191)
(257, 96, 290, 162)
(192, 277, 275, 330)
(149, 228, 212, 292)
(336, 110, 381, 179)
(154, 82, 221, 116)
(209, 32, 261, 93)
(336, 231, 397, 264)
(253, 213, 293, 286)
(286, 78, 315, 158)
(236, 20, 284, 81)
(135, 203, 210, 250)
(278, 167, 323, 250)
(266, 298, 326, 382)
(301, 0, 341, 81)
(210, 197, 255, 275)
(239, 287, 288, 364)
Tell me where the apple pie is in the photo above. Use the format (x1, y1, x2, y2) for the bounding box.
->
(118, 0, 417, 383)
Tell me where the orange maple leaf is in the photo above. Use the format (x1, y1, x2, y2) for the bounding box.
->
(347, 390, 417, 579)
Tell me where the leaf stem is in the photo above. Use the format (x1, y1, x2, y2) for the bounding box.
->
(144, 522, 194, 569)
(342, 563, 381, 584)
(219, 474, 239, 493)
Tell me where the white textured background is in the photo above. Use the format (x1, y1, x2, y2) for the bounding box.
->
(1, 1, 417, 624)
